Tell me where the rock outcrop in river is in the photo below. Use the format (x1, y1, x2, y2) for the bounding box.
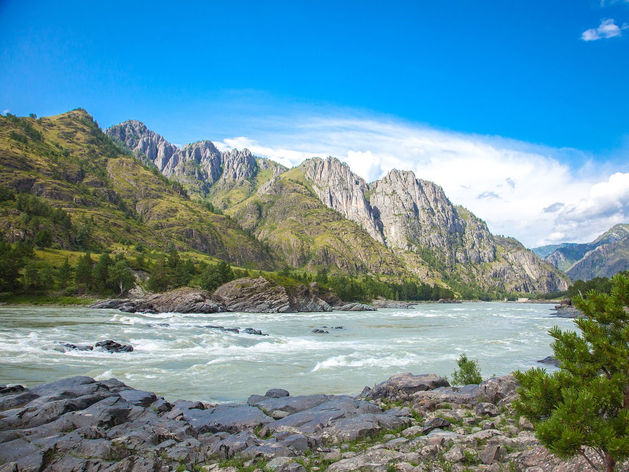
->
(91, 278, 376, 314)
(0, 372, 613, 472)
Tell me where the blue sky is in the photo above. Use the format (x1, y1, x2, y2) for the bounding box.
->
(1, 0, 628, 246)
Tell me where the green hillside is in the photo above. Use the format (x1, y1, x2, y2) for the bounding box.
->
(227, 167, 407, 276)
(0, 110, 276, 269)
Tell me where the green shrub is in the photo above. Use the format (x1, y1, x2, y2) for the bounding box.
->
(451, 353, 482, 385)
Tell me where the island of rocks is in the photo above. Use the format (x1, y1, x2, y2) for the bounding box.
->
(92, 278, 375, 314)
(0, 372, 611, 472)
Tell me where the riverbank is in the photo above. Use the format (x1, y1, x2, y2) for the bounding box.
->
(0, 372, 612, 472)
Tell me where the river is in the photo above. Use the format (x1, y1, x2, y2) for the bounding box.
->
(0, 302, 574, 402)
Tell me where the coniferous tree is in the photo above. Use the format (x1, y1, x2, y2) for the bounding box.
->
(75, 252, 93, 293)
(147, 256, 170, 292)
(56, 257, 73, 288)
(93, 253, 112, 293)
(200, 261, 235, 292)
(514, 274, 629, 472)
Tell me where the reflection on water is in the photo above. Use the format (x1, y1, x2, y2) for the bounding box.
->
(0, 303, 574, 402)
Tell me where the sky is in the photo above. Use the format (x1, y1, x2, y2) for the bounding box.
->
(1, 0, 628, 247)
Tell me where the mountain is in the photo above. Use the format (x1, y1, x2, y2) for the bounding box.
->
(109, 120, 568, 294)
(300, 158, 566, 294)
(536, 224, 629, 281)
(107, 121, 286, 206)
(0, 110, 275, 269)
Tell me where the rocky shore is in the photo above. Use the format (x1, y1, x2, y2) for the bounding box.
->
(91, 278, 376, 314)
(0, 372, 613, 472)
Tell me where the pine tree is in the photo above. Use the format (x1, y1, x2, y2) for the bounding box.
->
(93, 252, 112, 293)
(75, 252, 93, 293)
(56, 257, 73, 288)
(514, 273, 629, 472)
(200, 261, 235, 292)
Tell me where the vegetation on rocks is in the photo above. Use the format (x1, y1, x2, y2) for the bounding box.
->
(451, 353, 483, 386)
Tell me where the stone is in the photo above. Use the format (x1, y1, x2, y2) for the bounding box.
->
(422, 417, 451, 434)
(480, 444, 502, 465)
(119, 389, 157, 407)
(94, 340, 134, 353)
(443, 446, 464, 463)
(476, 376, 517, 404)
(326, 449, 404, 472)
(365, 373, 449, 401)
(474, 402, 500, 417)
(519, 416, 534, 430)
(213, 277, 292, 313)
(537, 356, 559, 367)
(265, 389, 290, 398)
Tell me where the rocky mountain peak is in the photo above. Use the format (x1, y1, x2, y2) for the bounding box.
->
(107, 120, 178, 171)
(221, 148, 258, 182)
(301, 157, 384, 244)
(369, 168, 472, 261)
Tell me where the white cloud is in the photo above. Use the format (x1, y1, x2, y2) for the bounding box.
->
(1, 109, 9, 115)
(581, 18, 628, 41)
(215, 113, 629, 248)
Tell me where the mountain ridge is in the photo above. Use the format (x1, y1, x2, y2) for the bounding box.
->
(107, 118, 568, 294)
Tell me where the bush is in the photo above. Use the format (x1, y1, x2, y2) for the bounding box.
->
(451, 353, 482, 385)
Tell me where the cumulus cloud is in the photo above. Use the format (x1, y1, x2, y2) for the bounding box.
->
(215, 113, 629, 247)
(581, 18, 628, 41)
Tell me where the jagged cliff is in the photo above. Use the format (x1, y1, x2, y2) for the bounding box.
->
(299, 157, 566, 293)
(107, 121, 569, 294)
(107, 121, 285, 206)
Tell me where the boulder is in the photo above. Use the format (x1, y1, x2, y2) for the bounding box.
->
(537, 355, 559, 367)
(213, 277, 292, 313)
(94, 340, 134, 353)
(364, 373, 449, 401)
(265, 389, 290, 398)
(422, 417, 451, 434)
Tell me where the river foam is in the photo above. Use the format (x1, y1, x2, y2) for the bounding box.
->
(0, 302, 573, 402)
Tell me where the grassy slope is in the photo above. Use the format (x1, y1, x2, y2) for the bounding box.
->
(227, 168, 407, 276)
(0, 110, 276, 269)
(208, 158, 286, 210)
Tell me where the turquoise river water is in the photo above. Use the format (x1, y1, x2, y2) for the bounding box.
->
(0, 302, 574, 403)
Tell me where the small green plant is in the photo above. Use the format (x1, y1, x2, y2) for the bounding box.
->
(451, 353, 482, 385)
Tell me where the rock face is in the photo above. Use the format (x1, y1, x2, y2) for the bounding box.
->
(107, 120, 178, 169)
(370, 169, 494, 264)
(0, 373, 610, 472)
(301, 157, 384, 244)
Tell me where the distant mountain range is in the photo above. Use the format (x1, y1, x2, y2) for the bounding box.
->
(0, 109, 568, 296)
(533, 224, 629, 281)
